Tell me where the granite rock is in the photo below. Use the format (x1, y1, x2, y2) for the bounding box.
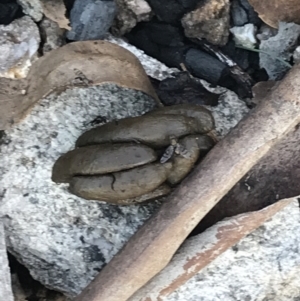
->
(0, 84, 159, 296)
(0, 16, 40, 79)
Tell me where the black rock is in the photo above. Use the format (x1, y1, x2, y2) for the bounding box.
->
(231, 0, 262, 27)
(150, 72, 220, 107)
(230, 0, 248, 26)
(185, 48, 228, 85)
(0, 0, 23, 25)
(221, 40, 250, 70)
(145, 0, 200, 25)
(126, 21, 189, 68)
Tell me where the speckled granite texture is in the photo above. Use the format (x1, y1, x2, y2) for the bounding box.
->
(0, 36, 249, 296)
(0, 84, 159, 296)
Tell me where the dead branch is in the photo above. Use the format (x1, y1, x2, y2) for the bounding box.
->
(74, 64, 300, 301)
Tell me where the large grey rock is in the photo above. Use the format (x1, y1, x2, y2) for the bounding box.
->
(260, 22, 300, 80)
(17, 0, 43, 22)
(0, 36, 249, 297)
(67, 0, 117, 41)
(0, 222, 13, 301)
(166, 199, 300, 301)
(0, 84, 158, 296)
(0, 16, 40, 79)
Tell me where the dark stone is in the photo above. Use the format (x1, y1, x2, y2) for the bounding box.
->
(126, 20, 189, 68)
(238, 0, 261, 26)
(63, 0, 76, 17)
(185, 48, 228, 85)
(230, 0, 262, 27)
(145, 0, 200, 25)
(231, 0, 248, 26)
(0, 0, 23, 25)
(127, 20, 254, 96)
(221, 40, 250, 70)
(150, 72, 220, 106)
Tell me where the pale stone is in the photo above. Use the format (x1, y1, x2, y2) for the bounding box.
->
(17, 0, 43, 21)
(230, 23, 257, 48)
(0, 16, 40, 79)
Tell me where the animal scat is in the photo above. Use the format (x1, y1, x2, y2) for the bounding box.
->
(146, 104, 215, 133)
(52, 143, 157, 183)
(118, 184, 171, 205)
(76, 114, 202, 148)
(69, 162, 173, 203)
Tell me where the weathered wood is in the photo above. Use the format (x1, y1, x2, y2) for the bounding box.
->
(74, 64, 300, 301)
(128, 198, 294, 301)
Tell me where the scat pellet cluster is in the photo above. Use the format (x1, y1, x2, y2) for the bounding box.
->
(52, 104, 215, 205)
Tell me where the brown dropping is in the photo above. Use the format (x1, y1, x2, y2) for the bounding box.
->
(167, 136, 201, 185)
(146, 104, 215, 134)
(52, 143, 157, 183)
(69, 163, 172, 203)
(248, 0, 300, 28)
(0, 40, 160, 130)
(76, 114, 203, 148)
(117, 184, 171, 205)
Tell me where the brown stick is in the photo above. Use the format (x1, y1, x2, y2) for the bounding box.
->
(74, 64, 300, 301)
